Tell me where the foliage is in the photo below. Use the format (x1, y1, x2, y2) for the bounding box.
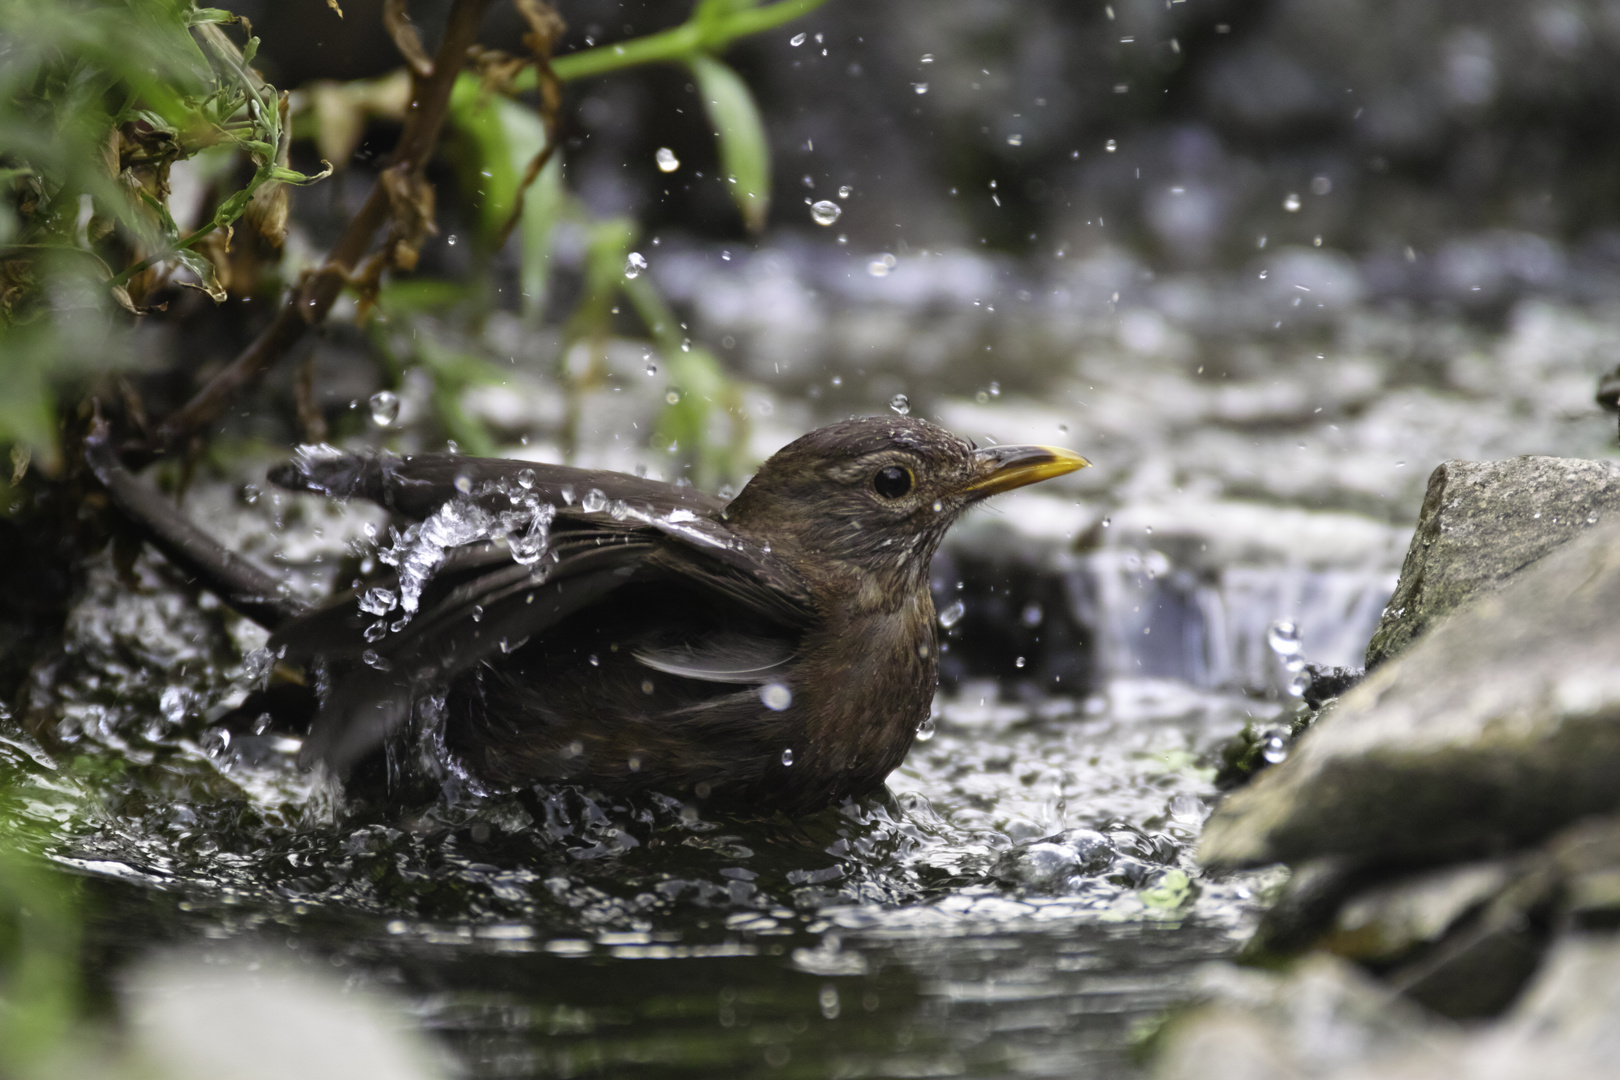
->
(0, 0, 331, 469)
(0, 0, 824, 486)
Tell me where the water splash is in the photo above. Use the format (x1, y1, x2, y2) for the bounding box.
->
(368, 390, 399, 427)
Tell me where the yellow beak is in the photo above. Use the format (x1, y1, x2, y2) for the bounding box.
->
(959, 444, 1090, 498)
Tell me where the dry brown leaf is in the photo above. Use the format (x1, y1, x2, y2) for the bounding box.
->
(381, 167, 437, 272)
(383, 0, 434, 78)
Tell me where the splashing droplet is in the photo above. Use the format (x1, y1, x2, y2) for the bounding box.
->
(655, 147, 679, 172)
(915, 716, 936, 742)
(1267, 620, 1302, 658)
(582, 489, 608, 513)
(368, 390, 400, 427)
(358, 587, 398, 616)
(889, 393, 910, 415)
(810, 199, 842, 226)
(761, 683, 792, 711)
(938, 600, 965, 628)
(624, 251, 648, 279)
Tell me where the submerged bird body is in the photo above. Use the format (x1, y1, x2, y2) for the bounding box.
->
(257, 417, 1085, 812)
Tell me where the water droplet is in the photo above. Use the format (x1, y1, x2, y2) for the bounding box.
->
(889, 393, 910, 415)
(645, 360, 658, 376)
(988, 381, 1000, 396)
(915, 716, 936, 742)
(1007, 133, 1023, 147)
(446, 234, 458, 246)
(913, 82, 928, 94)
(624, 251, 647, 279)
(1283, 193, 1301, 212)
(780, 747, 795, 766)
(819, 985, 840, 1019)
(1170, 793, 1202, 821)
(160, 686, 187, 725)
(364, 620, 387, 642)
(368, 390, 400, 427)
(582, 489, 608, 513)
(1105, 138, 1117, 152)
(1101, 516, 1111, 528)
(790, 31, 806, 46)
(838, 185, 852, 199)
(761, 683, 792, 711)
(810, 199, 842, 226)
(1262, 735, 1289, 764)
(1014, 656, 1026, 668)
(868, 253, 897, 277)
(1021, 602, 1043, 627)
(939, 599, 965, 628)
(655, 147, 679, 172)
(1287, 671, 1312, 698)
(665, 389, 681, 405)
(517, 468, 535, 490)
(1267, 620, 1303, 658)
(470, 604, 484, 623)
(362, 649, 392, 671)
(588, 654, 599, 666)
(359, 587, 398, 616)
(453, 474, 472, 495)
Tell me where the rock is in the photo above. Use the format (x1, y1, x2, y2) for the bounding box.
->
(1200, 513, 1620, 871)
(125, 949, 446, 1080)
(1150, 955, 1450, 1080)
(1322, 861, 1515, 968)
(1365, 456, 1620, 668)
(1151, 932, 1620, 1080)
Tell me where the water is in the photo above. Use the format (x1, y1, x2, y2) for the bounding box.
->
(810, 200, 842, 226)
(1, 538, 1283, 1079)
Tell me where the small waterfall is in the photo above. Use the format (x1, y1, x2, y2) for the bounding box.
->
(1074, 552, 1396, 692)
(937, 500, 1406, 697)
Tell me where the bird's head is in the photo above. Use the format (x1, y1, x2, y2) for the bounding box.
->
(722, 417, 1088, 597)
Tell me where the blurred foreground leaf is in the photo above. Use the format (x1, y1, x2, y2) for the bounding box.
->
(689, 53, 771, 233)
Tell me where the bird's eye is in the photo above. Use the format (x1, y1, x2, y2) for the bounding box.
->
(873, 465, 913, 499)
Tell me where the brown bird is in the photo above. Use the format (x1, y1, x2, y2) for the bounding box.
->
(88, 416, 1087, 813)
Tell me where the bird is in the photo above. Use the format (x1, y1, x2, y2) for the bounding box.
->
(88, 416, 1087, 813)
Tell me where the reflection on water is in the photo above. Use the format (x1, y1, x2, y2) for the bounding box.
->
(1, 546, 1287, 1078)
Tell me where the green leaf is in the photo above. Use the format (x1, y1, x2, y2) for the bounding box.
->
(688, 54, 771, 233)
(446, 76, 553, 244)
(172, 248, 226, 302)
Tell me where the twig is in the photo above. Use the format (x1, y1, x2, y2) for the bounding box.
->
(137, 0, 494, 462)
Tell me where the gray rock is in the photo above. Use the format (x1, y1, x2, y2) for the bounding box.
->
(1365, 456, 1620, 668)
(1324, 861, 1515, 967)
(1151, 955, 1451, 1080)
(1151, 932, 1620, 1080)
(1201, 513, 1620, 871)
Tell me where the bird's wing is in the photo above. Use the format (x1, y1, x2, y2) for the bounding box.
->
(268, 446, 725, 520)
(632, 633, 796, 685)
(285, 525, 657, 773)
